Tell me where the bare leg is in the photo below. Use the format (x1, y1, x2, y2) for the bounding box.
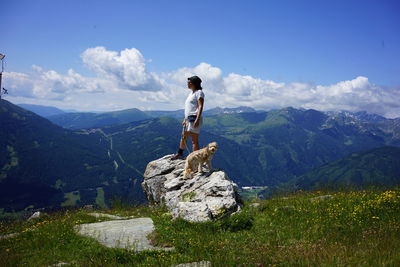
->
(190, 132, 199, 151)
(179, 131, 190, 150)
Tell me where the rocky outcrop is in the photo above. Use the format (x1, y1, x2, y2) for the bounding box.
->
(141, 154, 243, 222)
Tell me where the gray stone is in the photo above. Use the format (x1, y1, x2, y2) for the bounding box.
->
(274, 205, 295, 212)
(172, 202, 212, 222)
(87, 212, 128, 220)
(28, 211, 42, 220)
(142, 154, 243, 222)
(142, 175, 168, 203)
(0, 232, 18, 240)
(310, 195, 333, 202)
(165, 177, 185, 191)
(48, 262, 69, 267)
(144, 154, 178, 178)
(74, 217, 174, 252)
(83, 205, 94, 210)
(250, 202, 260, 208)
(172, 260, 212, 267)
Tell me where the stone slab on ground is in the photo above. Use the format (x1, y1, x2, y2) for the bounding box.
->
(172, 260, 212, 267)
(310, 195, 333, 202)
(250, 202, 260, 208)
(0, 232, 18, 240)
(87, 212, 128, 220)
(73, 217, 174, 252)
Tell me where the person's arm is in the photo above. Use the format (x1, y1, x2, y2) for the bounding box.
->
(194, 97, 204, 127)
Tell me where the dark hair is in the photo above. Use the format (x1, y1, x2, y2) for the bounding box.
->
(188, 75, 202, 90)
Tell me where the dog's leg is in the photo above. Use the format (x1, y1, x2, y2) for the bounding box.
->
(183, 160, 189, 179)
(188, 168, 193, 179)
(184, 167, 193, 179)
(206, 159, 213, 172)
(198, 162, 203, 173)
(189, 161, 197, 178)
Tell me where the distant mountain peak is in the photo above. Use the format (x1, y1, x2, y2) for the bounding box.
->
(204, 106, 256, 115)
(325, 110, 387, 122)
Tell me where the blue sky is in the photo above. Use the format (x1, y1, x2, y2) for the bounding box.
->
(1, 0, 400, 116)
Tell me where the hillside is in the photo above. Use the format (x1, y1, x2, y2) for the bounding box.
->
(47, 108, 153, 130)
(93, 116, 262, 186)
(3, 99, 400, 213)
(17, 103, 66, 117)
(58, 106, 400, 187)
(202, 108, 400, 185)
(47, 105, 262, 129)
(0, 100, 263, 213)
(1, 189, 399, 266)
(272, 146, 400, 194)
(0, 99, 146, 212)
(1, 100, 264, 213)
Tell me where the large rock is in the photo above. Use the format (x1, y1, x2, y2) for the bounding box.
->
(141, 154, 243, 222)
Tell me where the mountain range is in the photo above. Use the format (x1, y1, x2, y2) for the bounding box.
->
(46, 108, 153, 130)
(2, 99, 399, 212)
(17, 104, 264, 129)
(1, 100, 146, 212)
(17, 103, 66, 117)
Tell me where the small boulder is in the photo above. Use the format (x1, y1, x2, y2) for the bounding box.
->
(274, 205, 295, 212)
(87, 212, 128, 220)
(0, 233, 18, 240)
(48, 262, 69, 267)
(83, 204, 94, 210)
(28, 211, 42, 221)
(172, 260, 212, 267)
(310, 195, 333, 202)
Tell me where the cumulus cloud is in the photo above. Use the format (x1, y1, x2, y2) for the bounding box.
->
(3, 46, 400, 118)
(3, 72, 35, 98)
(206, 73, 400, 118)
(81, 47, 164, 91)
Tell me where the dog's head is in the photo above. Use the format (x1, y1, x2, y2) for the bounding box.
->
(207, 142, 218, 153)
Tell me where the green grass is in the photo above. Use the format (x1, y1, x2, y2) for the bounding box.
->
(1, 188, 400, 266)
(95, 187, 107, 209)
(61, 191, 81, 207)
(238, 188, 266, 201)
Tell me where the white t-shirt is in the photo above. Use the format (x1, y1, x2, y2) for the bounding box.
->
(184, 89, 205, 118)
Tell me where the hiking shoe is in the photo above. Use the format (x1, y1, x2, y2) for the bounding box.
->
(170, 153, 184, 160)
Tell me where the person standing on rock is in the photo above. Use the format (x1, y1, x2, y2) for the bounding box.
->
(171, 75, 205, 160)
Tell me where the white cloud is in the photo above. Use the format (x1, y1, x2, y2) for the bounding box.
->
(81, 47, 164, 91)
(4, 66, 107, 100)
(3, 72, 35, 98)
(3, 46, 400, 118)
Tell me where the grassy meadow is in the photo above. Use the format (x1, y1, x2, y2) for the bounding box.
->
(1, 188, 400, 266)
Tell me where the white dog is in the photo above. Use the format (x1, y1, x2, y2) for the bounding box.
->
(183, 142, 218, 179)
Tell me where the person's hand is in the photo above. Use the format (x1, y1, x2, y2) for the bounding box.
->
(182, 119, 186, 127)
(194, 119, 200, 128)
